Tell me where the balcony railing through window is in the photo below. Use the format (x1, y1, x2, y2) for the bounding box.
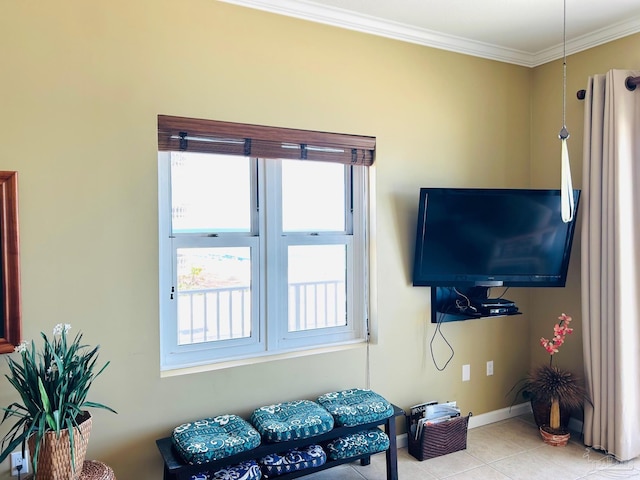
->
(177, 280, 346, 345)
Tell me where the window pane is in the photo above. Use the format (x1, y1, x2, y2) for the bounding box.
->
(177, 247, 251, 345)
(282, 160, 345, 232)
(171, 152, 251, 233)
(288, 245, 346, 332)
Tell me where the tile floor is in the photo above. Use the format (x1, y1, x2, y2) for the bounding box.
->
(308, 415, 640, 480)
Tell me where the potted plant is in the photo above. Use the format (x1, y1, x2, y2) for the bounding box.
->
(510, 313, 588, 446)
(0, 324, 116, 479)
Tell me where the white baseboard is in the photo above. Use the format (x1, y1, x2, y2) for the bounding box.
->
(396, 402, 533, 449)
(467, 402, 532, 429)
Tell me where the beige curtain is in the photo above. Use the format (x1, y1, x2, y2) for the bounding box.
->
(581, 69, 640, 461)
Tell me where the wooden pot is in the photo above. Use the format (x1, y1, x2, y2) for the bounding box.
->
(530, 398, 571, 430)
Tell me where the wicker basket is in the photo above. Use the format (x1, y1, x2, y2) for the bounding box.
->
(81, 460, 116, 480)
(406, 413, 471, 461)
(27, 412, 92, 480)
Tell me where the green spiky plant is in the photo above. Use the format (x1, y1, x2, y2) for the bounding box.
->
(0, 324, 116, 476)
(526, 363, 586, 432)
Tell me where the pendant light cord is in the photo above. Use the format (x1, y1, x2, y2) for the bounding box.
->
(559, 0, 575, 223)
(562, 0, 567, 132)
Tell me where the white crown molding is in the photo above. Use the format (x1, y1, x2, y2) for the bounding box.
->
(531, 17, 640, 67)
(219, 0, 640, 68)
(219, 0, 533, 66)
(532, 15, 640, 66)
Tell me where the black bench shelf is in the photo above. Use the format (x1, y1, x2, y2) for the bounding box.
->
(157, 404, 404, 480)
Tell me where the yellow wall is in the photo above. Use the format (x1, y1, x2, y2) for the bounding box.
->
(0, 0, 637, 477)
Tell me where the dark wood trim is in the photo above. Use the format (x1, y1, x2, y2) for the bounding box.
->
(0, 171, 21, 354)
(158, 115, 375, 166)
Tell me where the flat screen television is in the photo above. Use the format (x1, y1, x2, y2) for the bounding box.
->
(412, 188, 580, 288)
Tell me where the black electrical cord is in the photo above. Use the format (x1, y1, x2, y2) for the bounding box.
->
(430, 286, 513, 372)
(493, 287, 511, 300)
(430, 294, 455, 371)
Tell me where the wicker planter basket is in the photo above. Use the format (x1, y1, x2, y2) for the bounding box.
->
(27, 412, 92, 480)
(539, 426, 570, 447)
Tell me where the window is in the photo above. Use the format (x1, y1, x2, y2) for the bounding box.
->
(158, 116, 375, 370)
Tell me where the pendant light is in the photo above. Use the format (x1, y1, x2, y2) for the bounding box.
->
(559, 0, 575, 223)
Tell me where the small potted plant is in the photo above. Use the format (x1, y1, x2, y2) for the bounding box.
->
(0, 324, 116, 479)
(510, 313, 588, 446)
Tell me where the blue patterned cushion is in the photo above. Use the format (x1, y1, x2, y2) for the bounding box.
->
(259, 444, 326, 477)
(250, 400, 334, 443)
(325, 428, 390, 460)
(316, 389, 394, 427)
(172, 415, 261, 465)
(190, 460, 262, 480)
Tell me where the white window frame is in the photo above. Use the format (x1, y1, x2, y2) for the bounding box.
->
(159, 152, 369, 371)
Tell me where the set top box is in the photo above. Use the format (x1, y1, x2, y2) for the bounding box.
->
(477, 298, 518, 316)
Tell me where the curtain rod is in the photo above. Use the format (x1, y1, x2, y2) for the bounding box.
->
(577, 75, 640, 100)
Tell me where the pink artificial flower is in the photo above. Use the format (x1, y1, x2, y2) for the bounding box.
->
(559, 313, 572, 325)
(541, 313, 574, 359)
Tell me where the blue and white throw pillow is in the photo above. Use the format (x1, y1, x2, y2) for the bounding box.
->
(190, 460, 262, 480)
(259, 444, 326, 477)
(317, 388, 394, 427)
(250, 400, 334, 443)
(172, 415, 261, 465)
(325, 428, 390, 460)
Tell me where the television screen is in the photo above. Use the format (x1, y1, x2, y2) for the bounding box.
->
(412, 188, 580, 287)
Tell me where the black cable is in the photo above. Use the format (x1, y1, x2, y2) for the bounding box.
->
(453, 287, 478, 313)
(430, 290, 455, 371)
(493, 287, 510, 300)
(431, 284, 515, 371)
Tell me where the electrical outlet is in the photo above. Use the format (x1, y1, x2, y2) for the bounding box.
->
(487, 360, 494, 376)
(10, 451, 29, 476)
(462, 364, 470, 381)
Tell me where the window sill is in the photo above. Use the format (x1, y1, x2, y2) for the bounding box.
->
(160, 340, 368, 378)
